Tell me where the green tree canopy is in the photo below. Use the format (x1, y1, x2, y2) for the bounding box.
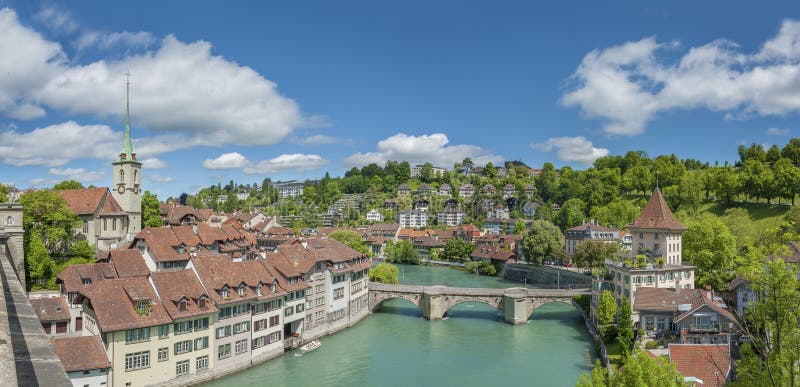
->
(573, 240, 621, 270)
(617, 297, 634, 362)
(597, 290, 617, 326)
(682, 213, 737, 290)
(329, 230, 370, 256)
(53, 180, 84, 190)
(385, 240, 419, 264)
(520, 220, 565, 264)
(19, 190, 82, 256)
(141, 191, 162, 228)
(443, 238, 474, 262)
(369, 262, 399, 284)
(559, 198, 586, 230)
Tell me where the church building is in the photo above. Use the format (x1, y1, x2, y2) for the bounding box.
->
(56, 79, 142, 250)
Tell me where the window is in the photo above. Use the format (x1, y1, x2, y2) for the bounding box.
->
(266, 299, 282, 311)
(296, 303, 304, 313)
(176, 359, 190, 376)
(256, 285, 262, 296)
(124, 351, 149, 371)
(315, 284, 324, 294)
(334, 287, 344, 300)
(218, 344, 231, 360)
(103, 219, 107, 231)
(220, 288, 229, 299)
(252, 336, 266, 349)
(216, 325, 232, 339)
(193, 318, 209, 331)
(269, 315, 280, 327)
(174, 340, 192, 355)
(235, 339, 248, 355)
(112, 219, 117, 231)
(316, 310, 324, 321)
(135, 301, 151, 316)
(198, 298, 207, 310)
(315, 297, 325, 306)
(237, 286, 245, 297)
(178, 300, 188, 312)
(219, 306, 231, 320)
(190, 337, 206, 351)
(133, 170, 138, 183)
(233, 321, 250, 334)
(125, 328, 150, 343)
(82, 221, 88, 233)
(654, 243, 660, 252)
(196, 355, 208, 371)
(120, 170, 125, 182)
(174, 320, 192, 335)
(158, 347, 168, 362)
(158, 325, 169, 339)
(267, 330, 282, 344)
(284, 306, 294, 317)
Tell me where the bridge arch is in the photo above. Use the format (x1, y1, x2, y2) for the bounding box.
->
(526, 299, 582, 320)
(369, 293, 422, 314)
(441, 297, 503, 316)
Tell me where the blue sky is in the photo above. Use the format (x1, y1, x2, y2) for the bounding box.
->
(1, 1, 799, 198)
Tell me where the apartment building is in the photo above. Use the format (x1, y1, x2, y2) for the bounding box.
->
(398, 209, 427, 228)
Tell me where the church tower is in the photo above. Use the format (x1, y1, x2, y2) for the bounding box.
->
(111, 75, 142, 240)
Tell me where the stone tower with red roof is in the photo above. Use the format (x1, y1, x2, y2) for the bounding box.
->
(628, 188, 687, 265)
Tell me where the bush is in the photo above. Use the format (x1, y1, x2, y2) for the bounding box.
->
(599, 324, 619, 344)
(572, 294, 590, 314)
(645, 341, 657, 350)
(369, 262, 399, 284)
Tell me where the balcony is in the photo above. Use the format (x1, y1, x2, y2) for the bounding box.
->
(689, 323, 720, 333)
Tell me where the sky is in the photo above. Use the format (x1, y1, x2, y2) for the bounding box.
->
(1, 1, 800, 198)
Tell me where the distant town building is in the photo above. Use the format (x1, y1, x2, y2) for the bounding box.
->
(366, 209, 384, 222)
(564, 222, 621, 256)
(272, 181, 305, 198)
(458, 184, 474, 198)
(397, 183, 411, 196)
(398, 209, 427, 228)
(437, 206, 467, 227)
(410, 164, 447, 178)
(437, 183, 451, 196)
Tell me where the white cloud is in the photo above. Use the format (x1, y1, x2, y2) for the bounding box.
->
(289, 134, 346, 146)
(48, 167, 106, 182)
(0, 9, 65, 119)
(532, 136, 609, 165)
(0, 8, 309, 154)
(343, 133, 502, 167)
(766, 127, 791, 136)
(202, 152, 249, 170)
(243, 154, 328, 174)
(562, 20, 800, 135)
(141, 158, 166, 169)
(34, 5, 79, 34)
(0, 121, 117, 166)
(147, 174, 174, 183)
(76, 30, 155, 52)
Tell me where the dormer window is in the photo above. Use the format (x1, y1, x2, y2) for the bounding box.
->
(198, 298, 207, 309)
(178, 300, 188, 312)
(271, 280, 278, 293)
(220, 288, 229, 298)
(256, 285, 262, 296)
(82, 278, 91, 285)
(135, 300, 151, 316)
(237, 285, 245, 297)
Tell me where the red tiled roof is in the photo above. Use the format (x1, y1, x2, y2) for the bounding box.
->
(151, 270, 218, 319)
(81, 277, 172, 332)
(471, 245, 516, 262)
(190, 255, 265, 305)
(30, 297, 70, 322)
(51, 336, 111, 372)
(56, 263, 117, 293)
(55, 187, 109, 215)
(669, 344, 730, 387)
(134, 227, 188, 262)
(629, 188, 686, 230)
(110, 249, 150, 278)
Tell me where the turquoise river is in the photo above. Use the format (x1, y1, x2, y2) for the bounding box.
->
(206, 264, 595, 386)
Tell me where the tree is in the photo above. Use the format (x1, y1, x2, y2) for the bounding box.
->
(178, 193, 189, 205)
(597, 290, 617, 326)
(513, 220, 526, 234)
(385, 240, 419, 264)
(69, 239, 95, 260)
(0, 184, 7, 202)
(26, 232, 54, 290)
(443, 238, 474, 262)
(520, 220, 565, 265)
(420, 163, 435, 183)
(223, 192, 239, 212)
(611, 351, 685, 386)
(622, 165, 653, 195)
(141, 191, 162, 228)
(682, 213, 737, 290)
(589, 200, 639, 229)
(576, 360, 608, 387)
(734, 258, 800, 387)
(19, 190, 82, 256)
(617, 297, 634, 362)
(709, 166, 740, 203)
(773, 157, 800, 205)
(573, 240, 621, 270)
(782, 138, 800, 166)
(329, 230, 370, 256)
(465, 260, 497, 276)
(369, 262, 399, 284)
(536, 162, 558, 202)
(484, 162, 497, 180)
(559, 198, 586, 230)
(53, 180, 84, 190)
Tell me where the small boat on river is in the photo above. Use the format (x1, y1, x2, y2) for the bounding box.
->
(299, 339, 321, 353)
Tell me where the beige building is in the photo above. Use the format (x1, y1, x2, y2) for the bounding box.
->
(0, 202, 25, 284)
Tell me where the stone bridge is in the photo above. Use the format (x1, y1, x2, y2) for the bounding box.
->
(368, 283, 590, 325)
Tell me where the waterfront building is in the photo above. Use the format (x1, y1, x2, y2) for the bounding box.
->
(398, 209, 427, 228)
(57, 262, 119, 334)
(412, 236, 445, 259)
(188, 255, 262, 374)
(564, 222, 620, 257)
(470, 245, 517, 267)
(78, 277, 174, 387)
(634, 287, 737, 344)
(51, 336, 111, 387)
(629, 187, 686, 265)
(150, 270, 216, 383)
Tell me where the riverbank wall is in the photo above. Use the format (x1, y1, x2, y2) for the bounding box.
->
(502, 264, 592, 288)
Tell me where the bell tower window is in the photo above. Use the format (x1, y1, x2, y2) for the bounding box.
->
(120, 170, 125, 183)
(134, 170, 138, 183)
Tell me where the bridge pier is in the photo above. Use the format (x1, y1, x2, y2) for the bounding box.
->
(502, 288, 529, 325)
(421, 286, 446, 320)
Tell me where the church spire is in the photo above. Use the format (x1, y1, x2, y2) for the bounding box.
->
(119, 73, 136, 162)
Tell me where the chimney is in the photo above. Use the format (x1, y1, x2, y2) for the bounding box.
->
(192, 223, 198, 235)
(705, 284, 712, 300)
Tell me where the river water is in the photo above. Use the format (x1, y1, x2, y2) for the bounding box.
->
(206, 265, 594, 387)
